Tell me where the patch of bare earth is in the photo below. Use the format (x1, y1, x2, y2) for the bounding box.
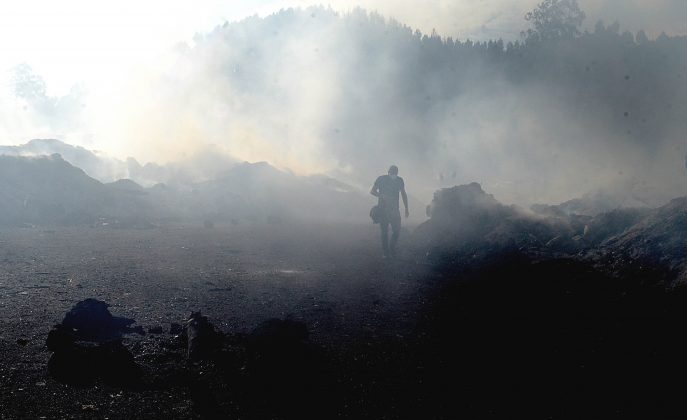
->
(0, 223, 432, 419)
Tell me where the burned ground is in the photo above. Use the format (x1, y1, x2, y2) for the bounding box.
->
(416, 254, 687, 419)
(0, 223, 433, 419)
(2, 204, 687, 419)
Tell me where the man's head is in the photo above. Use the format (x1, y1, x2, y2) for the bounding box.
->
(388, 165, 399, 178)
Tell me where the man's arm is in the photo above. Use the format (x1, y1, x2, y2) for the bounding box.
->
(401, 181, 409, 218)
(370, 177, 380, 197)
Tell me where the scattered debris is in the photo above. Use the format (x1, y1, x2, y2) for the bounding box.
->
(148, 326, 164, 334)
(184, 312, 223, 360)
(61, 298, 138, 341)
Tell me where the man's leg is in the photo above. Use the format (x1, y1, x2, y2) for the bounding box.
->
(380, 222, 390, 256)
(389, 212, 401, 256)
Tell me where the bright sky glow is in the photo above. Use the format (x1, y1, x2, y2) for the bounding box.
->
(0, 0, 683, 156)
(0, 0, 682, 96)
(0, 1, 250, 94)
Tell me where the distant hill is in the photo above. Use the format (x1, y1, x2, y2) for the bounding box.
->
(125, 146, 238, 187)
(0, 154, 116, 226)
(0, 154, 174, 227)
(0, 154, 375, 227)
(106, 179, 146, 193)
(175, 161, 372, 224)
(0, 139, 127, 183)
(0, 139, 239, 188)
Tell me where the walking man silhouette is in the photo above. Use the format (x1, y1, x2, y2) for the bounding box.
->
(370, 165, 409, 258)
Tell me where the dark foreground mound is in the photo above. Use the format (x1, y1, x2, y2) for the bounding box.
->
(407, 184, 687, 418)
(46, 299, 143, 386)
(416, 254, 687, 419)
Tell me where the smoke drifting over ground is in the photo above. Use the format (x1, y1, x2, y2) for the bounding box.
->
(3, 4, 687, 208)
(74, 5, 685, 208)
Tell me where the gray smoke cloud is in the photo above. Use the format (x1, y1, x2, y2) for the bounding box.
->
(256, 0, 687, 40)
(94, 5, 685, 209)
(0, 64, 88, 145)
(580, 0, 687, 37)
(3, 2, 686, 211)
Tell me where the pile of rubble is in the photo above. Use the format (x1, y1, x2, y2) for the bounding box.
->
(414, 183, 582, 260)
(46, 299, 143, 386)
(415, 182, 687, 285)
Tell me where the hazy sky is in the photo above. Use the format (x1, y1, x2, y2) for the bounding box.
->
(0, 1, 684, 205)
(0, 1, 684, 96)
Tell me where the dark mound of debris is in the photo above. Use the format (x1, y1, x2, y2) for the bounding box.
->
(415, 183, 659, 266)
(182, 312, 224, 361)
(409, 186, 687, 417)
(425, 182, 513, 223)
(60, 298, 139, 341)
(581, 207, 650, 246)
(46, 299, 142, 386)
(415, 183, 581, 260)
(530, 205, 651, 248)
(531, 188, 650, 217)
(597, 197, 687, 285)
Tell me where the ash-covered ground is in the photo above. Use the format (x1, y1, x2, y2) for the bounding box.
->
(2, 184, 687, 419)
(0, 223, 434, 419)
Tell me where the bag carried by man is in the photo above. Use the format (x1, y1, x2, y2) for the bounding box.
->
(370, 205, 383, 224)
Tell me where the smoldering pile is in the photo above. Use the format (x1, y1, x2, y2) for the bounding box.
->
(413, 182, 687, 285)
(413, 183, 588, 261)
(411, 185, 687, 418)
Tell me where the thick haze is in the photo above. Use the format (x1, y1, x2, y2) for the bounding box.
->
(0, 1, 686, 207)
(272, 0, 687, 40)
(0, 2, 684, 94)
